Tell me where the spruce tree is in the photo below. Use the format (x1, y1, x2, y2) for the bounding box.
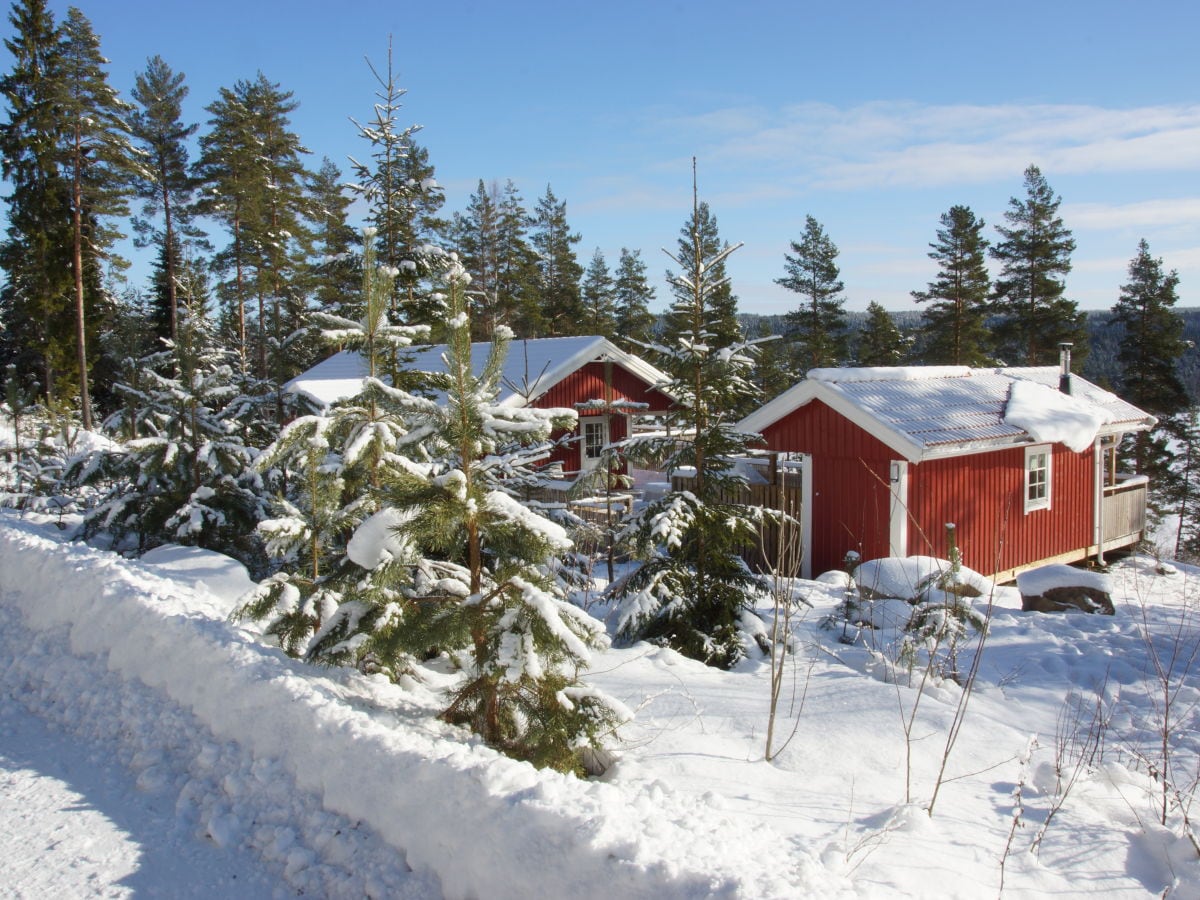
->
(665, 201, 740, 347)
(306, 157, 360, 323)
(612, 247, 657, 344)
(1111, 239, 1190, 528)
(129, 55, 201, 347)
(857, 301, 906, 366)
(990, 165, 1086, 366)
(911, 205, 992, 366)
(451, 179, 539, 338)
(530, 184, 584, 335)
(68, 300, 265, 566)
(580, 248, 616, 336)
(750, 318, 794, 401)
(613, 174, 767, 669)
(778, 215, 849, 372)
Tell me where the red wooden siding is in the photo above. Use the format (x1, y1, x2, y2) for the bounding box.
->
(760, 399, 897, 575)
(535, 362, 670, 474)
(906, 445, 1094, 576)
(760, 398, 1097, 577)
(535, 362, 672, 412)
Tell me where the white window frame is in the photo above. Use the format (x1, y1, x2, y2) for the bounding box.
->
(1024, 445, 1051, 513)
(580, 416, 608, 470)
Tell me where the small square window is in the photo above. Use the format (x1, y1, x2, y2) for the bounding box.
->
(1025, 446, 1050, 512)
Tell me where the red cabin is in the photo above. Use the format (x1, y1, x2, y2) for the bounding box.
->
(288, 336, 674, 478)
(737, 362, 1156, 582)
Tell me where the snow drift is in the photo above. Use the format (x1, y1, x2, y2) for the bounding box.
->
(0, 514, 837, 899)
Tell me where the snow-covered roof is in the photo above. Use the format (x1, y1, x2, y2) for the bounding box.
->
(287, 336, 671, 409)
(739, 366, 1156, 462)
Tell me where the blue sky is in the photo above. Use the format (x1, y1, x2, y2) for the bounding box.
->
(6, 0, 1200, 316)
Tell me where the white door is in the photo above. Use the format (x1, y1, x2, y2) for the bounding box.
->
(580, 417, 608, 471)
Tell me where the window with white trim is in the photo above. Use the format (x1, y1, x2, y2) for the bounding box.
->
(1024, 445, 1051, 512)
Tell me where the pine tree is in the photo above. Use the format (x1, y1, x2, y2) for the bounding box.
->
(387, 259, 621, 771)
(778, 215, 849, 372)
(613, 171, 767, 669)
(665, 201, 740, 347)
(580, 248, 616, 336)
(195, 78, 263, 372)
(0, 0, 74, 403)
(129, 55, 201, 347)
(911, 205, 992, 366)
(857, 301, 906, 366)
(612, 247, 657, 344)
(990, 165, 1086, 366)
(238, 229, 432, 658)
(530, 184, 584, 335)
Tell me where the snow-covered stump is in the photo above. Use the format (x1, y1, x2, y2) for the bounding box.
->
(1017, 564, 1114, 615)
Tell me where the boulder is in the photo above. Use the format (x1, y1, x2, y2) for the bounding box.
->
(1017, 564, 1114, 615)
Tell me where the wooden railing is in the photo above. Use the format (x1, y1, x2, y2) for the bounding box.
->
(1101, 475, 1148, 547)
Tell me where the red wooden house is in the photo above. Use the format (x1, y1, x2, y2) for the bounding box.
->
(288, 336, 673, 477)
(737, 359, 1156, 582)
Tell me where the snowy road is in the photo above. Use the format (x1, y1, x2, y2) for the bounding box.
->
(0, 689, 282, 899)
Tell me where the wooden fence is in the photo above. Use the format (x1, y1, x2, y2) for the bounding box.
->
(669, 471, 804, 573)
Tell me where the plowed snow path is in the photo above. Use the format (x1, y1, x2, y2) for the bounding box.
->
(0, 691, 281, 899)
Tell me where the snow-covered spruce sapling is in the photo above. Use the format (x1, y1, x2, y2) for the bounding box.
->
(612, 174, 770, 669)
(65, 309, 265, 566)
(356, 258, 626, 774)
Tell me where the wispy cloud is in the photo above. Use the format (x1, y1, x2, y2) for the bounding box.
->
(1062, 198, 1200, 230)
(657, 101, 1200, 190)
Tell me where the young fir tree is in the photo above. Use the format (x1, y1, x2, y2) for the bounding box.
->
(778, 215, 849, 372)
(531, 184, 585, 335)
(856, 301, 906, 366)
(580, 248, 616, 336)
(68, 299, 265, 567)
(665, 201, 740, 347)
(612, 247, 657, 344)
(129, 55, 201, 347)
(911, 205, 992, 366)
(348, 40, 445, 326)
(990, 165, 1087, 366)
(0, 0, 76, 403)
(613, 175, 768, 669)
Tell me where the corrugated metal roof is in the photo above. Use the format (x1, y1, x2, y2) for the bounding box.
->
(824, 367, 1151, 450)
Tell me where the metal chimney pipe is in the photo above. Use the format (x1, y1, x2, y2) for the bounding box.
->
(1058, 342, 1073, 394)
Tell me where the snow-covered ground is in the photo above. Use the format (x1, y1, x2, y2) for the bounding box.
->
(3, 504, 1200, 897)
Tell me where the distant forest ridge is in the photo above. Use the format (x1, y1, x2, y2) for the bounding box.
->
(736, 308, 1200, 402)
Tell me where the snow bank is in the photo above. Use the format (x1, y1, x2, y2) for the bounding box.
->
(0, 514, 833, 899)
